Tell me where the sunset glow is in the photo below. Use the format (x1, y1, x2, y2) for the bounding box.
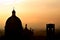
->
(0, 0, 60, 30)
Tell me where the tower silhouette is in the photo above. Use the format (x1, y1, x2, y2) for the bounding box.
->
(23, 24, 34, 40)
(5, 9, 23, 40)
(46, 24, 55, 40)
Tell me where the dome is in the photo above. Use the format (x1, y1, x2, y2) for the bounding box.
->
(5, 16, 23, 31)
(5, 9, 23, 37)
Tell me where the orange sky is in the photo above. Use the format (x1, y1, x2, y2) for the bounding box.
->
(0, 0, 60, 30)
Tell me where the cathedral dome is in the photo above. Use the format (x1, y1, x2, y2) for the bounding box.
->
(5, 9, 23, 37)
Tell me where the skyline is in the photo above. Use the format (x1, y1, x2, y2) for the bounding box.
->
(0, 0, 60, 30)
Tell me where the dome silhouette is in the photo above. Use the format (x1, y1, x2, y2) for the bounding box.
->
(5, 9, 23, 39)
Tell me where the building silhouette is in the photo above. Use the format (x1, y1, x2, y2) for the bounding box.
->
(46, 24, 55, 40)
(4, 9, 34, 40)
(24, 24, 34, 40)
(5, 9, 23, 40)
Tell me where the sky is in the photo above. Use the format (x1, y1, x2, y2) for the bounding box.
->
(0, 0, 60, 30)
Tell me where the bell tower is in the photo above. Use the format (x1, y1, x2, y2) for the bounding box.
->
(46, 24, 55, 40)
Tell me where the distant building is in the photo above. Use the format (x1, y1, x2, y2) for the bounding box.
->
(24, 24, 34, 40)
(5, 9, 23, 40)
(4, 9, 34, 40)
(46, 24, 55, 40)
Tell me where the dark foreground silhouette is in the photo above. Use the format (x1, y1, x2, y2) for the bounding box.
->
(4, 9, 33, 40)
(0, 9, 60, 40)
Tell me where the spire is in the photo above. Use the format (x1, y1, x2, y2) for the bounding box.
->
(12, 8, 16, 16)
(25, 24, 27, 29)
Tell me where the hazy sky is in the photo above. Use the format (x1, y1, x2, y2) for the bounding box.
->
(0, 0, 60, 30)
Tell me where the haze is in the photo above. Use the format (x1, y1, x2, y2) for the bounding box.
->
(0, 0, 60, 30)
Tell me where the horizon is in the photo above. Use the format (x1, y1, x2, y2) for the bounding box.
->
(0, 0, 60, 30)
